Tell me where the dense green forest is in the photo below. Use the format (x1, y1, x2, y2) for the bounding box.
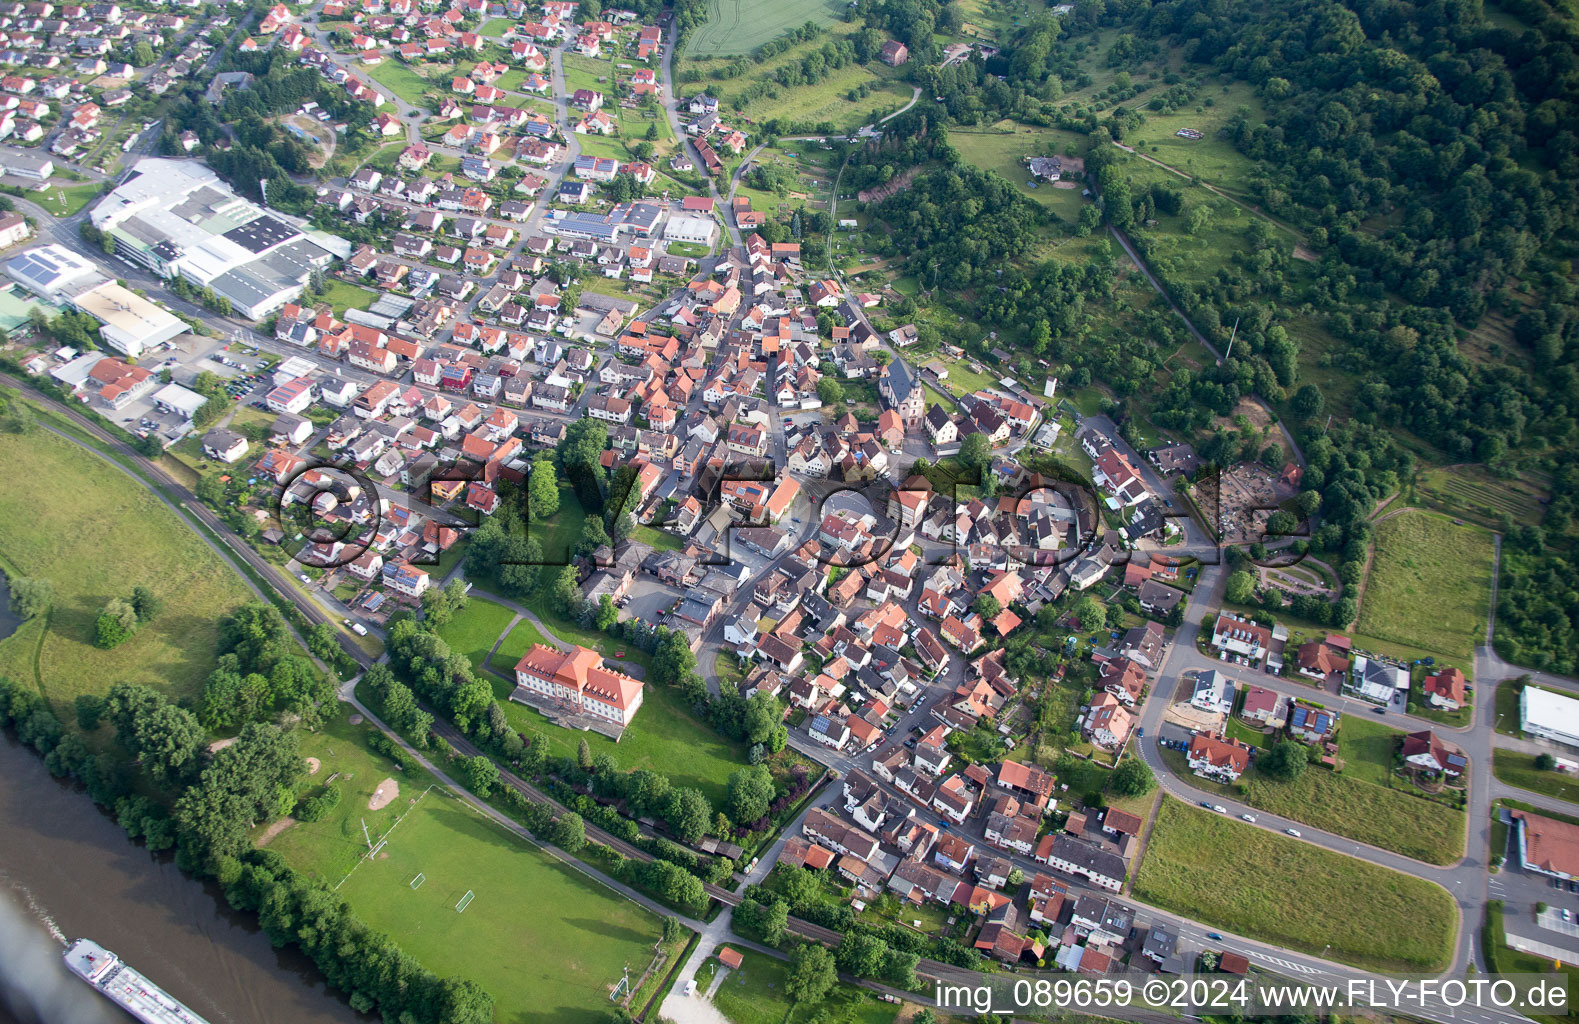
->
(855, 0, 1579, 668)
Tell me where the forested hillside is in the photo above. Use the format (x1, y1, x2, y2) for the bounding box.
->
(855, 0, 1579, 668)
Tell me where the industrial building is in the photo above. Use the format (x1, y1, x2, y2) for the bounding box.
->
(1521, 686, 1579, 749)
(5, 244, 185, 358)
(89, 157, 338, 320)
(662, 213, 717, 246)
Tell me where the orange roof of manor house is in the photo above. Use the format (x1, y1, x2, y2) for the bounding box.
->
(515, 643, 643, 711)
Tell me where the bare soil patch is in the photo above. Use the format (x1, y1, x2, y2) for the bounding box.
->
(369, 777, 399, 811)
(207, 737, 238, 753)
(256, 816, 297, 847)
(349, 714, 364, 725)
(1052, 180, 1079, 189)
(306, 757, 322, 775)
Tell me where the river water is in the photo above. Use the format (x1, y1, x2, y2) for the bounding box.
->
(0, 736, 362, 1024)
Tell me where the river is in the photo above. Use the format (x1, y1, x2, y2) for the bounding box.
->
(0, 735, 362, 1024)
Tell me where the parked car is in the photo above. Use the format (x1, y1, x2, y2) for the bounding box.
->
(298, 573, 311, 584)
(1212, 805, 1227, 814)
(1199, 801, 1215, 810)
(1286, 828, 1302, 837)
(1241, 813, 1257, 823)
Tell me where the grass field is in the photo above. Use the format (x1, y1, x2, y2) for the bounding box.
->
(319, 279, 379, 318)
(1335, 714, 1399, 787)
(478, 17, 515, 36)
(684, 0, 847, 56)
(1168, 716, 1463, 863)
(0, 426, 252, 712)
(950, 124, 1090, 223)
(34, 182, 104, 218)
(437, 596, 517, 673)
(367, 60, 439, 106)
(1354, 510, 1493, 660)
(336, 789, 665, 1024)
(1243, 763, 1466, 865)
(1493, 749, 1579, 806)
(1134, 797, 1458, 972)
(263, 706, 433, 882)
(706, 946, 899, 1024)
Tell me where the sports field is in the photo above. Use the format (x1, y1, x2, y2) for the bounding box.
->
(1134, 798, 1457, 972)
(0, 422, 252, 712)
(684, 0, 846, 56)
(337, 789, 665, 1024)
(1354, 510, 1493, 659)
(262, 707, 426, 883)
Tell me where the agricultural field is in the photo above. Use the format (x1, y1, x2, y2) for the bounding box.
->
(683, 0, 846, 57)
(1415, 464, 1548, 532)
(1354, 510, 1494, 660)
(262, 706, 434, 883)
(336, 788, 666, 1024)
(1492, 749, 1579, 806)
(704, 946, 900, 1024)
(0, 425, 253, 712)
(1134, 797, 1458, 972)
(681, 21, 914, 130)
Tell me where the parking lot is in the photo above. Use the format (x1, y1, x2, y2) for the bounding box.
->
(1488, 843, 1579, 960)
(97, 331, 276, 443)
(621, 576, 684, 625)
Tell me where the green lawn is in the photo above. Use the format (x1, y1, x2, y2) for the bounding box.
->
(367, 59, 438, 106)
(683, 0, 848, 56)
(707, 947, 899, 1024)
(0, 425, 253, 713)
(34, 182, 104, 217)
(1354, 510, 1493, 660)
(263, 706, 434, 883)
(1493, 749, 1579, 806)
(494, 644, 746, 808)
(950, 124, 1090, 223)
(1134, 797, 1458, 973)
(1335, 714, 1399, 787)
(437, 596, 517, 673)
(478, 17, 515, 36)
(336, 788, 665, 1024)
(1496, 679, 1524, 736)
(319, 279, 379, 318)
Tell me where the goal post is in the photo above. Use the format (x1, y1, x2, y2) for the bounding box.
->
(409, 873, 425, 889)
(456, 890, 475, 913)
